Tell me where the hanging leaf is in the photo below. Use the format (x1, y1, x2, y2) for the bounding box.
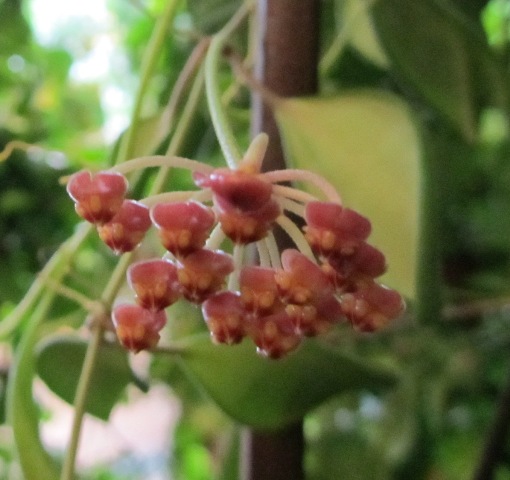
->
(36, 334, 145, 421)
(274, 91, 421, 299)
(176, 334, 399, 430)
(341, 0, 389, 68)
(370, 0, 506, 141)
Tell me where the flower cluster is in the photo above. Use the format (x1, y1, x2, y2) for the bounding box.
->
(67, 134, 404, 358)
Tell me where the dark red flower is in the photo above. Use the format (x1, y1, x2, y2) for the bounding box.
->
(194, 168, 281, 243)
(341, 281, 404, 332)
(97, 200, 151, 254)
(304, 201, 371, 256)
(177, 249, 234, 303)
(127, 259, 181, 311)
(275, 249, 334, 305)
(112, 304, 167, 353)
(151, 201, 215, 257)
(67, 170, 128, 224)
(202, 291, 247, 344)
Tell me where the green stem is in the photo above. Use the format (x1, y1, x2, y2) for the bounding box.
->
(102, 253, 135, 306)
(415, 129, 444, 326)
(205, 1, 253, 168)
(7, 293, 60, 480)
(59, 324, 104, 480)
(60, 34, 208, 480)
(117, 0, 180, 164)
(151, 66, 206, 193)
(111, 154, 213, 175)
(0, 223, 92, 340)
(319, 0, 376, 76)
(60, 252, 134, 480)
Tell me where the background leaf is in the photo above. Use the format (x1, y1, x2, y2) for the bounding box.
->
(6, 299, 60, 480)
(370, 0, 506, 141)
(36, 335, 143, 420)
(274, 91, 421, 299)
(341, 0, 389, 68)
(176, 334, 399, 430)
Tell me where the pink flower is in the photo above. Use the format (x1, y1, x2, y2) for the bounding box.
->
(67, 170, 128, 224)
(177, 249, 234, 303)
(194, 168, 281, 243)
(151, 201, 215, 257)
(239, 266, 282, 315)
(304, 201, 371, 256)
(323, 242, 387, 291)
(127, 259, 181, 311)
(341, 281, 405, 332)
(275, 249, 334, 305)
(202, 291, 246, 344)
(112, 304, 167, 353)
(97, 200, 151, 254)
(248, 310, 302, 359)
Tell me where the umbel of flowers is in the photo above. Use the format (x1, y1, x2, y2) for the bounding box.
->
(66, 134, 404, 359)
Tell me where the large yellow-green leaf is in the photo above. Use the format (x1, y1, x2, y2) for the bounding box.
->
(274, 91, 421, 298)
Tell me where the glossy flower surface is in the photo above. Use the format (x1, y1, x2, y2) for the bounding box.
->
(151, 201, 215, 257)
(177, 249, 234, 303)
(194, 167, 281, 243)
(128, 259, 181, 311)
(112, 304, 167, 353)
(67, 170, 128, 224)
(97, 200, 151, 254)
(67, 134, 405, 357)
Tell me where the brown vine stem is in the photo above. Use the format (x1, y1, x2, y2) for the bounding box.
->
(243, 1, 321, 479)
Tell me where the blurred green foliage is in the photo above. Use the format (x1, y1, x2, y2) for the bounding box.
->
(2, 0, 510, 479)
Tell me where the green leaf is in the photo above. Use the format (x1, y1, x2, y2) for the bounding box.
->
(274, 91, 421, 299)
(176, 334, 399, 430)
(188, 0, 243, 34)
(6, 296, 60, 480)
(370, 0, 505, 141)
(36, 335, 142, 420)
(342, 0, 389, 68)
